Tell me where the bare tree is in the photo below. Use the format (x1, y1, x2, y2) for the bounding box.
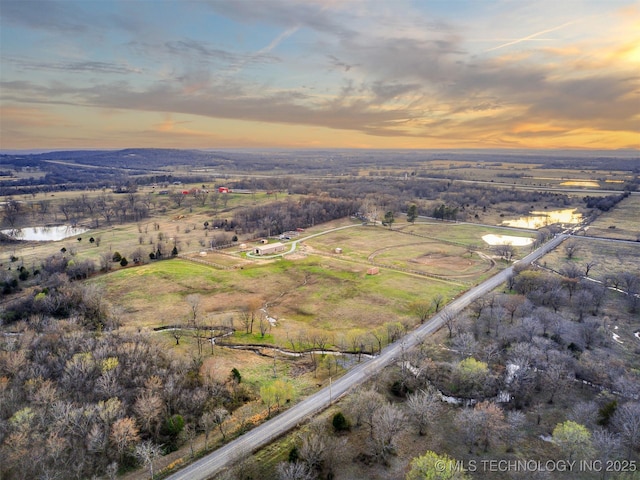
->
(203, 407, 229, 445)
(613, 402, 640, 459)
(564, 240, 581, 260)
(133, 391, 164, 439)
(455, 401, 505, 453)
(186, 294, 207, 354)
(452, 332, 478, 358)
(592, 428, 622, 479)
(406, 388, 442, 436)
(212, 407, 229, 440)
(110, 417, 140, 462)
(99, 251, 113, 272)
(542, 358, 571, 404)
(579, 318, 603, 348)
(502, 294, 527, 324)
(410, 301, 431, 324)
(431, 294, 444, 313)
(502, 410, 526, 452)
(440, 307, 457, 338)
(2, 198, 21, 227)
(106, 462, 119, 480)
(193, 189, 209, 207)
(239, 297, 262, 334)
(344, 388, 385, 437)
(275, 461, 315, 480)
(298, 421, 327, 473)
(170, 325, 184, 346)
(134, 441, 162, 479)
(494, 243, 515, 262)
(620, 273, 640, 312)
(186, 294, 201, 324)
(182, 423, 197, 458)
(584, 261, 596, 277)
(259, 314, 270, 338)
(568, 401, 599, 430)
(171, 191, 187, 208)
(369, 402, 406, 463)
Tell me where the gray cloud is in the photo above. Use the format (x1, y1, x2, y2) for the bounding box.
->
(4, 57, 140, 75)
(1, 0, 90, 33)
(202, 0, 357, 39)
(0, 0, 143, 35)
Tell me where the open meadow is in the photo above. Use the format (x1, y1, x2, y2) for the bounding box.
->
(539, 236, 640, 281)
(583, 194, 640, 241)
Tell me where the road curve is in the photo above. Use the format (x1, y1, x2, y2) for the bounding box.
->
(166, 234, 568, 480)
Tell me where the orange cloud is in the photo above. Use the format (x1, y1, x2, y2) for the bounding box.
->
(0, 105, 65, 127)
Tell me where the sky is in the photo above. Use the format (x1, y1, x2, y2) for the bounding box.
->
(1, 0, 639, 151)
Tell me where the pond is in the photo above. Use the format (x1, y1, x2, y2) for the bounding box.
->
(482, 234, 534, 246)
(1, 225, 89, 241)
(501, 208, 582, 229)
(559, 180, 599, 187)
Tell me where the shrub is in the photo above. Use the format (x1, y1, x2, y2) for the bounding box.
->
(332, 411, 350, 432)
(161, 414, 185, 452)
(288, 446, 299, 463)
(597, 400, 618, 427)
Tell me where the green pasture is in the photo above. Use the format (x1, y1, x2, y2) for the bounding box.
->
(92, 248, 464, 348)
(401, 221, 535, 247)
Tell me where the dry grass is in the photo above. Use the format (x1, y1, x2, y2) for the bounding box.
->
(584, 195, 640, 241)
(538, 236, 640, 281)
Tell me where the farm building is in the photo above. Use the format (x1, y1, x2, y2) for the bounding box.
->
(255, 242, 287, 256)
(218, 186, 230, 193)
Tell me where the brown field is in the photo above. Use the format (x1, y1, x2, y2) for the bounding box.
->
(538, 236, 640, 281)
(583, 194, 640, 241)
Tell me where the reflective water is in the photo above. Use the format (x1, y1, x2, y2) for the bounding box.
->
(560, 180, 599, 187)
(501, 208, 582, 229)
(1, 225, 89, 241)
(482, 234, 534, 246)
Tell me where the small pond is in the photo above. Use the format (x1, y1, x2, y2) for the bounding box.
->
(1, 225, 89, 241)
(501, 208, 582, 229)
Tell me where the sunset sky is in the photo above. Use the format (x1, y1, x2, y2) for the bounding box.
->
(1, 0, 639, 151)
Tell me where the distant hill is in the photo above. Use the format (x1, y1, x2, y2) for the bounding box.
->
(1, 148, 638, 195)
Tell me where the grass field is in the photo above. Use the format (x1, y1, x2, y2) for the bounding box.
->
(304, 221, 534, 282)
(93, 253, 465, 343)
(584, 194, 640, 241)
(538, 236, 640, 281)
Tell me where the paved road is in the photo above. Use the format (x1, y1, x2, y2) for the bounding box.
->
(167, 233, 568, 480)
